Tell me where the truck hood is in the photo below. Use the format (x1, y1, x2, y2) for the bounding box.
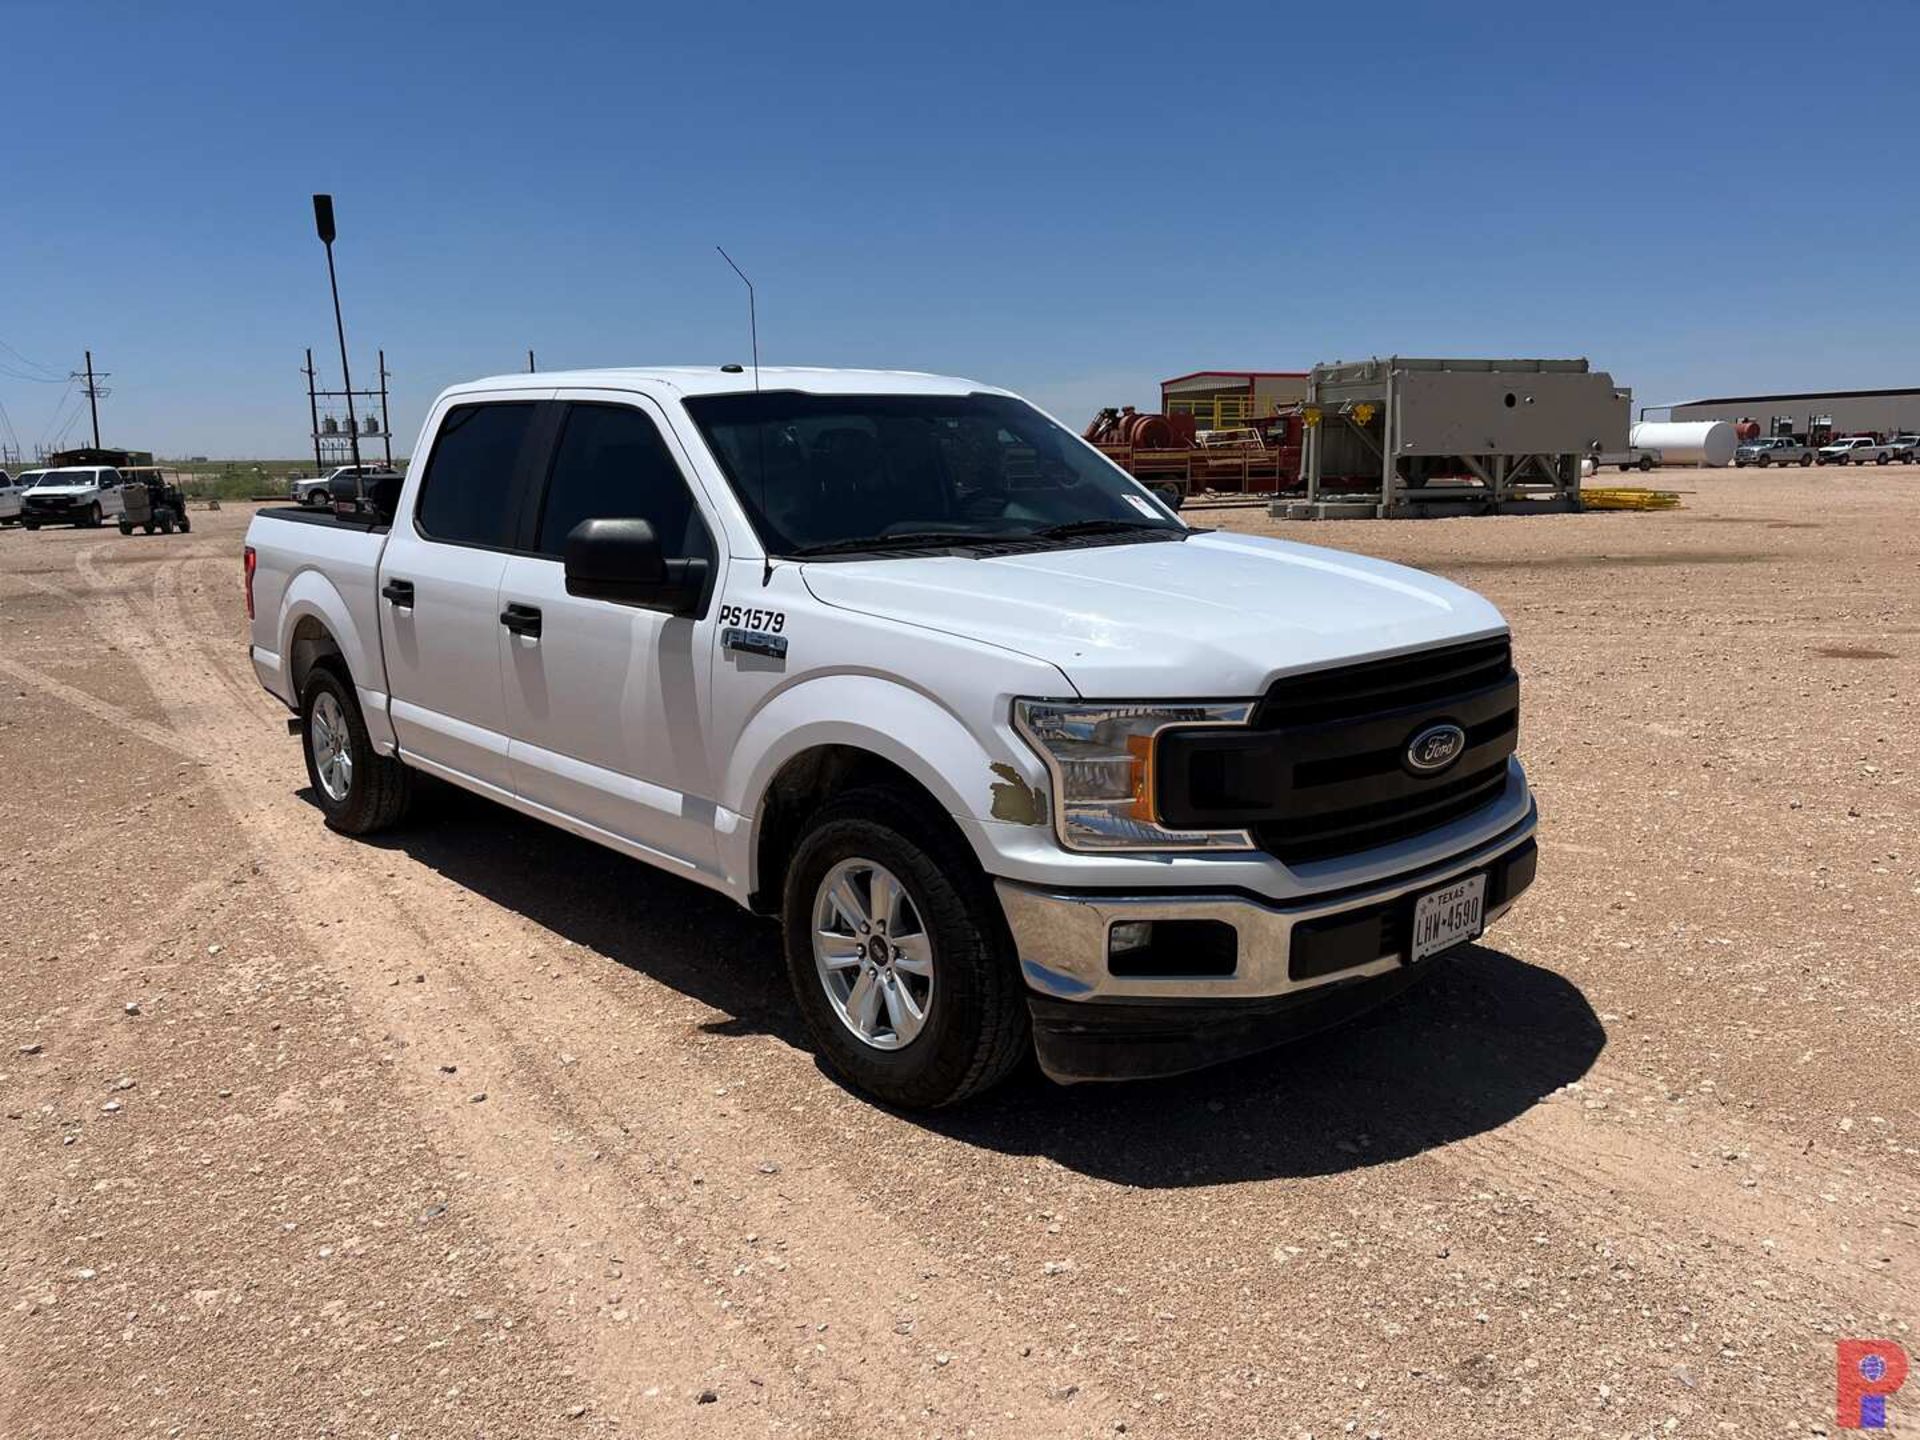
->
(799, 531, 1507, 696)
(25, 485, 98, 498)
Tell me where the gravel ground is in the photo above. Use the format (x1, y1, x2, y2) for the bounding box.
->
(0, 466, 1913, 1438)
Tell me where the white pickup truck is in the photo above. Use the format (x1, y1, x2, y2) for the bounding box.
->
(17, 466, 131, 529)
(1816, 436, 1892, 466)
(244, 367, 1537, 1106)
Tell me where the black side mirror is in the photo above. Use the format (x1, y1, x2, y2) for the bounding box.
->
(564, 518, 708, 617)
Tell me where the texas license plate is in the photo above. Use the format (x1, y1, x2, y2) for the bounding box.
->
(1410, 873, 1486, 962)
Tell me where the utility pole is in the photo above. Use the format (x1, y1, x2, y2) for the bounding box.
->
(303, 349, 323, 476)
(311, 194, 364, 473)
(378, 349, 393, 468)
(71, 350, 109, 450)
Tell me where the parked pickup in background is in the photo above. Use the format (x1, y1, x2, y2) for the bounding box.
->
(18, 466, 130, 529)
(291, 464, 403, 508)
(1733, 437, 1814, 467)
(1886, 434, 1920, 462)
(243, 366, 1538, 1108)
(1816, 436, 1892, 465)
(0, 470, 24, 523)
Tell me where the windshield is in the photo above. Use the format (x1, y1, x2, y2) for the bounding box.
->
(33, 471, 91, 487)
(683, 391, 1184, 556)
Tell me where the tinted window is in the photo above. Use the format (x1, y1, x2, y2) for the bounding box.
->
(536, 403, 709, 560)
(415, 403, 537, 548)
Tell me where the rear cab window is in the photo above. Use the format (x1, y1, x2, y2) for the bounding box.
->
(412, 402, 541, 549)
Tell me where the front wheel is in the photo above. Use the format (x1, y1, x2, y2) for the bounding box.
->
(299, 667, 412, 835)
(1637, 455, 1654, 472)
(119, 521, 134, 535)
(1756, 454, 1771, 467)
(782, 788, 1028, 1108)
(86, 503, 103, 527)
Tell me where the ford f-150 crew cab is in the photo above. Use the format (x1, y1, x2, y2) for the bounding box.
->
(244, 367, 1538, 1107)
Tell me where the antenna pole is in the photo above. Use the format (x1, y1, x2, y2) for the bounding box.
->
(313, 194, 363, 473)
(527, 348, 536, 373)
(715, 246, 759, 391)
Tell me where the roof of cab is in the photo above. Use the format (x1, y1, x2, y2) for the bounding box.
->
(439, 365, 1007, 402)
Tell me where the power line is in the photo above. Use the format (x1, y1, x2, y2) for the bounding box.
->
(0, 337, 67, 383)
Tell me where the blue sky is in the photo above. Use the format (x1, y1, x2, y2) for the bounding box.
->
(3, 0, 1917, 459)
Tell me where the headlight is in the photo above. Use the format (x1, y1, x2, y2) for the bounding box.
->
(1013, 699, 1256, 852)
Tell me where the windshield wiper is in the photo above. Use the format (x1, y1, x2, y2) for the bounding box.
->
(785, 530, 1031, 558)
(1030, 518, 1183, 541)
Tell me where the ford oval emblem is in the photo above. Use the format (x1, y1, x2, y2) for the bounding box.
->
(1406, 722, 1467, 775)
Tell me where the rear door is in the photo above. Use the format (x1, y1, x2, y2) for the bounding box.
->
(498, 392, 725, 874)
(378, 397, 553, 795)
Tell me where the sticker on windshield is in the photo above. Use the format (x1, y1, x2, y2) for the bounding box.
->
(1124, 492, 1163, 518)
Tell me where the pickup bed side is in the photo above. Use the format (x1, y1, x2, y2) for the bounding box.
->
(248, 509, 397, 755)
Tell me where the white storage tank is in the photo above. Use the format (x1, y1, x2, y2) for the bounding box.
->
(1630, 420, 1736, 467)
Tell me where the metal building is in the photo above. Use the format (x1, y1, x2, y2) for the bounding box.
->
(1661, 387, 1920, 440)
(1160, 370, 1308, 431)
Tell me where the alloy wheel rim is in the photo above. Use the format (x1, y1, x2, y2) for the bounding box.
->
(811, 858, 934, 1051)
(309, 692, 353, 802)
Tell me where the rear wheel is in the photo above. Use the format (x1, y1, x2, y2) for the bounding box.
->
(119, 520, 134, 536)
(22, 520, 38, 531)
(176, 513, 191, 534)
(1637, 455, 1654, 472)
(299, 667, 412, 835)
(782, 788, 1028, 1108)
(143, 522, 157, 535)
(1800, 453, 1813, 466)
(1150, 482, 1184, 512)
(1877, 453, 1889, 465)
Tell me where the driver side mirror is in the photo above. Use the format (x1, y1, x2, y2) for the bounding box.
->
(564, 518, 709, 617)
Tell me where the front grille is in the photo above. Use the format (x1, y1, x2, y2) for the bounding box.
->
(1156, 637, 1519, 864)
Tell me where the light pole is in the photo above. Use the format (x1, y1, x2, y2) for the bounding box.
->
(311, 194, 364, 474)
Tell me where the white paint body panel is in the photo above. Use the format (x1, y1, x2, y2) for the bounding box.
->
(245, 366, 1532, 919)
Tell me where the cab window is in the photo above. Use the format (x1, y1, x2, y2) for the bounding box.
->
(534, 403, 712, 563)
(413, 402, 539, 549)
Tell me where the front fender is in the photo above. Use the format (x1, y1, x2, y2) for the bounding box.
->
(721, 672, 1048, 895)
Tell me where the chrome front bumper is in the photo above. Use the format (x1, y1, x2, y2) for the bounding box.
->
(996, 805, 1537, 1003)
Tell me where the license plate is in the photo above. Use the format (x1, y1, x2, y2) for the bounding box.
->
(1410, 873, 1486, 962)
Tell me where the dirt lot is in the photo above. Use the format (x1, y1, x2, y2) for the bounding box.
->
(1, 467, 1914, 1439)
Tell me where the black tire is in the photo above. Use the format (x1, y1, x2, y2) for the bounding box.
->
(1800, 453, 1813, 466)
(159, 517, 174, 534)
(176, 514, 191, 534)
(86, 503, 103, 527)
(22, 521, 38, 531)
(1151, 482, 1184, 512)
(298, 666, 412, 835)
(1876, 453, 1889, 465)
(1637, 455, 1654, 472)
(781, 786, 1028, 1108)
(1756, 454, 1771, 467)
(119, 521, 134, 535)
(143, 522, 156, 535)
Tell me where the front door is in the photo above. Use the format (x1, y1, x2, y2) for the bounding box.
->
(499, 394, 726, 877)
(379, 398, 548, 794)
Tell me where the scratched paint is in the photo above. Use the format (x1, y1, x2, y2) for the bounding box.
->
(988, 762, 1047, 825)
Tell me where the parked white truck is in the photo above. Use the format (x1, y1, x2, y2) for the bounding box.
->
(244, 367, 1537, 1106)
